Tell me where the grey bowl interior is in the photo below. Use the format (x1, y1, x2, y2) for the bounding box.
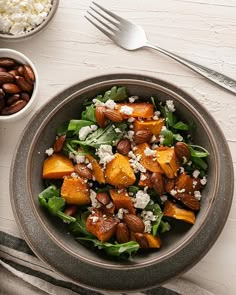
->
(10, 74, 234, 292)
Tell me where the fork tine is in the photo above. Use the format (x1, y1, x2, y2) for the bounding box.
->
(90, 5, 119, 27)
(92, 1, 123, 23)
(87, 11, 117, 34)
(85, 15, 114, 41)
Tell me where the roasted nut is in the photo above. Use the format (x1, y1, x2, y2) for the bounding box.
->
(116, 223, 130, 243)
(134, 129, 152, 144)
(64, 205, 78, 216)
(1, 99, 27, 115)
(2, 83, 21, 94)
(104, 108, 123, 122)
(0, 72, 14, 85)
(17, 66, 24, 76)
(15, 76, 33, 92)
(174, 192, 200, 211)
(95, 106, 108, 128)
(23, 65, 35, 84)
(116, 139, 131, 155)
(7, 94, 21, 106)
(21, 92, 30, 102)
(8, 69, 20, 78)
(96, 192, 110, 206)
(53, 134, 66, 152)
(0, 58, 16, 67)
(164, 178, 175, 193)
(74, 163, 93, 179)
(0, 67, 7, 73)
(0, 89, 5, 100)
(123, 214, 145, 233)
(134, 233, 149, 248)
(151, 172, 164, 195)
(174, 142, 191, 162)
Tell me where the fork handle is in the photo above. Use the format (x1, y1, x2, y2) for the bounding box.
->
(146, 42, 236, 95)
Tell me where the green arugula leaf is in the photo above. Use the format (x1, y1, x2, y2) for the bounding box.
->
(81, 105, 96, 122)
(166, 111, 177, 128)
(99, 86, 127, 102)
(68, 120, 94, 134)
(173, 121, 189, 130)
(56, 121, 69, 136)
(161, 129, 174, 146)
(160, 220, 170, 233)
(189, 145, 209, 158)
(145, 203, 163, 236)
(192, 157, 208, 171)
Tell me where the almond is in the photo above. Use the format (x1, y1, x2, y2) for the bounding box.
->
(134, 129, 152, 144)
(123, 214, 145, 233)
(7, 94, 20, 106)
(0, 67, 7, 73)
(174, 192, 200, 211)
(8, 69, 20, 78)
(15, 76, 33, 92)
(53, 134, 66, 152)
(17, 66, 24, 76)
(23, 65, 35, 84)
(151, 172, 164, 195)
(104, 108, 123, 122)
(74, 163, 93, 180)
(174, 142, 191, 162)
(1, 99, 27, 115)
(96, 192, 110, 206)
(21, 92, 30, 102)
(116, 139, 131, 155)
(2, 83, 21, 94)
(116, 223, 130, 243)
(0, 72, 14, 85)
(0, 89, 5, 100)
(95, 106, 108, 128)
(0, 58, 16, 67)
(134, 233, 149, 248)
(164, 178, 175, 193)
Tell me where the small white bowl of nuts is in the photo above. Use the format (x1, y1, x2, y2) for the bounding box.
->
(0, 48, 38, 122)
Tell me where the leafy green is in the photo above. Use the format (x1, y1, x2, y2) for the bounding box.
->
(173, 121, 189, 131)
(77, 237, 139, 258)
(161, 129, 174, 146)
(145, 203, 163, 236)
(68, 120, 94, 134)
(192, 157, 208, 171)
(166, 111, 177, 128)
(128, 186, 140, 194)
(56, 121, 69, 136)
(69, 211, 92, 237)
(38, 185, 76, 223)
(189, 145, 209, 158)
(96, 86, 127, 103)
(81, 105, 96, 122)
(159, 220, 170, 233)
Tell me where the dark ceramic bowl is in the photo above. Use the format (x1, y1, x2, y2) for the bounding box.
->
(10, 74, 234, 292)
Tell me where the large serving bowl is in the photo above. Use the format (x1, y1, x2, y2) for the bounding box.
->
(10, 73, 234, 292)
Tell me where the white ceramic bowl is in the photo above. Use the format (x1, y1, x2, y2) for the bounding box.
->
(0, 48, 39, 122)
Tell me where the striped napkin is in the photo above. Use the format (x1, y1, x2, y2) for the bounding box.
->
(0, 227, 214, 295)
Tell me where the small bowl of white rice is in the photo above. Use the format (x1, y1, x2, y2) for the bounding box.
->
(0, 0, 59, 41)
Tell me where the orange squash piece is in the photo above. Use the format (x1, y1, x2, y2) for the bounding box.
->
(133, 119, 164, 136)
(134, 143, 163, 173)
(163, 200, 195, 224)
(61, 176, 90, 205)
(42, 153, 74, 179)
(109, 189, 136, 214)
(105, 153, 136, 188)
(116, 103, 154, 119)
(85, 154, 105, 184)
(86, 209, 119, 242)
(144, 233, 161, 248)
(156, 147, 179, 179)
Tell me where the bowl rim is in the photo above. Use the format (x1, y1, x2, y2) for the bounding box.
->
(0, 0, 59, 41)
(10, 73, 234, 292)
(0, 48, 39, 121)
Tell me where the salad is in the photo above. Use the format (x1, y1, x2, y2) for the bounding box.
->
(38, 86, 209, 258)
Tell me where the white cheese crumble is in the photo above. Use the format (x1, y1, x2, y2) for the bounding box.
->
(125, 130, 135, 141)
(128, 96, 139, 103)
(127, 117, 135, 123)
(166, 100, 176, 112)
(192, 170, 200, 178)
(200, 176, 207, 185)
(75, 155, 85, 164)
(140, 174, 147, 181)
(175, 134, 183, 142)
(92, 99, 105, 106)
(89, 190, 101, 208)
(143, 220, 152, 233)
(170, 189, 177, 196)
(115, 128, 122, 133)
(179, 167, 185, 173)
(105, 99, 117, 110)
(0, 0, 52, 35)
(96, 144, 115, 167)
(45, 147, 54, 156)
(128, 152, 146, 173)
(134, 190, 150, 209)
(194, 190, 202, 200)
(120, 105, 134, 115)
(141, 210, 156, 221)
(71, 172, 79, 178)
(144, 147, 156, 157)
(79, 125, 97, 140)
(160, 195, 168, 203)
(87, 163, 92, 170)
(89, 216, 99, 223)
(117, 208, 128, 220)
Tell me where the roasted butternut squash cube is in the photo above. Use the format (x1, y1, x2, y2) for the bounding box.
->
(163, 200, 195, 224)
(135, 143, 163, 173)
(42, 153, 74, 179)
(176, 173, 201, 194)
(144, 233, 161, 248)
(133, 119, 164, 136)
(61, 176, 90, 205)
(116, 103, 154, 119)
(86, 209, 119, 242)
(105, 153, 136, 188)
(109, 189, 136, 214)
(156, 147, 179, 179)
(86, 154, 105, 184)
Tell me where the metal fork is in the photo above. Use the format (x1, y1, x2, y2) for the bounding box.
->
(85, 2, 236, 95)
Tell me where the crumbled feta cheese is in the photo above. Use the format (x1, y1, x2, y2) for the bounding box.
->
(71, 172, 79, 178)
(152, 144, 159, 150)
(161, 126, 167, 132)
(200, 176, 207, 185)
(92, 99, 105, 106)
(117, 208, 129, 219)
(187, 161, 192, 166)
(160, 195, 168, 203)
(89, 190, 101, 208)
(143, 220, 152, 233)
(105, 99, 117, 110)
(193, 170, 200, 178)
(194, 190, 202, 200)
(128, 96, 139, 103)
(79, 125, 97, 140)
(96, 144, 115, 167)
(75, 155, 85, 164)
(87, 163, 92, 170)
(192, 180, 198, 188)
(129, 124, 133, 129)
(89, 216, 99, 223)
(134, 190, 150, 209)
(120, 106, 134, 115)
(141, 210, 156, 221)
(144, 147, 156, 157)
(179, 167, 185, 173)
(128, 117, 135, 123)
(159, 135, 165, 145)
(115, 128, 122, 133)
(90, 125, 98, 131)
(140, 174, 147, 181)
(175, 134, 183, 141)
(177, 188, 186, 193)
(150, 135, 157, 143)
(166, 100, 176, 112)
(106, 202, 114, 209)
(125, 130, 135, 141)
(170, 189, 177, 196)
(45, 148, 54, 156)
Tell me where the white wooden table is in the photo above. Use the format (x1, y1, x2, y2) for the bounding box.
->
(0, 0, 236, 294)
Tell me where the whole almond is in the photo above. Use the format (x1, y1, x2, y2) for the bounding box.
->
(116, 223, 130, 243)
(74, 163, 93, 180)
(123, 214, 145, 233)
(96, 192, 110, 206)
(7, 94, 20, 106)
(134, 129, 152, 144)
(15, 76, 33, 92)
(17, 66, 24, 76)
(0, 58, 16, 67)
(8, 69, 20, 78)
(1, 99, 27, 115)
(2, 83, 21, 94)
(175, 192, 200, 211)
(104, 108, 123, 122)
(174, 142, 191, 162)
(21, 92, 30, 102)
(116, 138, 131, 155)
(64, 205, 78, 216)
(53, 134, 66, 152)
(0, 72, 14, 85)
(134, 233, 149, 248)
(151, 172, 164, 195)
(0, 89, 5, 100)
(0, 67, 7, 73)
(23, 65, 35, 84)
(95, 106, 108, 128)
